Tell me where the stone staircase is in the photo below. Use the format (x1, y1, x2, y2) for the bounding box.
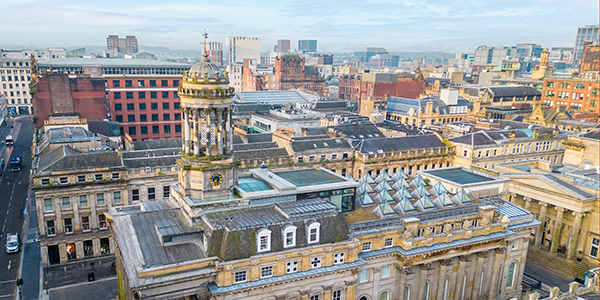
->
(527, 247, 597, 280)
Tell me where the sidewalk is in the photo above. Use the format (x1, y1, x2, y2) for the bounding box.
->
(527, 246, 597, 280)
(44, 255, 117, 289)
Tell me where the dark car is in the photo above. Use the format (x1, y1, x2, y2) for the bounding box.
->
(10, 156, 21, 172)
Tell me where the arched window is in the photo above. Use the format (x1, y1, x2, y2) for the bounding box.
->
(423, 282, 430, 300)
(506, 262, 516, 287)
(256, 228, 271, 253)
(307, 222, 321, 244)
(282, 225, 297, 248)
(404, 287, 411, 300)
(379, 291, 389, 300)
(443, 278, 449, 300)
(359, 297, 368, 300)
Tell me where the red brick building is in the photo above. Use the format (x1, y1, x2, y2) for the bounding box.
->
(269, 55, 325, 95)
(579, 43, 599, 74)
(32, 74, 108, 128)
(106, 75, 182, 140)
(338, 73, 425, 103)
(542, 73, 599, 114)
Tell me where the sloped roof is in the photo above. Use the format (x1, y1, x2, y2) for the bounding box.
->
(487, 85, 541, 97)
(39, 150, 122, 172)
(328, 123, 383, 139)
(37, 145, 82, 172)
(291, 138, 352, 153)
(234, 148, 289, 160)
(358, 134, 445, 154)
(132, 138, 180, 150)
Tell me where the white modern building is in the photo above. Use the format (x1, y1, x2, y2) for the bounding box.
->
(0, 58, 33, 115)
(226, 37, 260, 65)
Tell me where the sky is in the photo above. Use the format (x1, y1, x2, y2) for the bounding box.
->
(0, 0, 598, 53)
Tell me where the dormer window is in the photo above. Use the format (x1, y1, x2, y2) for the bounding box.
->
(257, 228, 272, 253)
(307, 222, 320, 244)
(283, 225, 297, 248)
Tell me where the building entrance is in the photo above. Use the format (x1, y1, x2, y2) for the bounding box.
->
(48, 245, 60, 265)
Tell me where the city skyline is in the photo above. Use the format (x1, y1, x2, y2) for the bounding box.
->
(1, 0, 598, 53)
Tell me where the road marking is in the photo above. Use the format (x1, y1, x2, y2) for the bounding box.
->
(48, 276, 117, 291)
(0, 294, 14, 299)
(0, 280, 16, 284)
(7, 260, 11, 270)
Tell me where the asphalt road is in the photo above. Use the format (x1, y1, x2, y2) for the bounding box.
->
(0, 116, 33, 300)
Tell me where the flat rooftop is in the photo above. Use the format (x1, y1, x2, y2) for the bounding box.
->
(426, 169, 495, 185)
(38, 57, 190, 68)
(233, 90, 318, 104)
(275, 169, 346, 187)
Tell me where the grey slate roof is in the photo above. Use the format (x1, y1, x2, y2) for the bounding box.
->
(386, 96, 473, 117)
(246, 133, 273, 143)
(291, 138, 353, 153)
(123, 156, 179, 168)
(580, 129, 599, 140)
(233, 142, 279, 151)
(132, 138, 181, 150)
(487, 85, 541, 97)
(328, 123, 383, 139)
(358, 134, 445, 154)
(38, 149, 122, 172)
(234, 148, 289, 160)
(87, 120, 121, 137)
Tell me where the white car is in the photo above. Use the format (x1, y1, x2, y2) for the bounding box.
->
(5, 233, 20, 254)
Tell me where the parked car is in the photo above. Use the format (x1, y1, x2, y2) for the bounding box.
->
(5, 233, 20, 253)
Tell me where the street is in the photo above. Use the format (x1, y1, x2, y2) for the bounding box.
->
(0, 116, 34, 300)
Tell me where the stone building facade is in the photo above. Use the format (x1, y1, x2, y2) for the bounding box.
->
(0, 57, 32, 114)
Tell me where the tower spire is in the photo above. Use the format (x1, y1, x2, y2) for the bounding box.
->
(202, 29, 208, 54)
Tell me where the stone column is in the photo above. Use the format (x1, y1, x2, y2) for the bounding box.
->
(437, 259, 451, 300)
(344, 278, 358, 300)
(184, 108, 190, 153)
(510, 193, 517, 203)
(76, 241, 84, 259)
(471, 251, 487, 300)
(550, 207, 565, 255)
(534, 202, 548, 247)
(217, 108, 223, 155)
(488, 248, 504, 299)
(227, 107, 233, 153)
(205, 108, 212, 157)
(567, 212, 584, 260)
(397, 266, 410, 300)
(193, 109, 200, 156)
(454, 255, 469, 300)
(417, 264, 430, 300)
(523, 197, 531, 211)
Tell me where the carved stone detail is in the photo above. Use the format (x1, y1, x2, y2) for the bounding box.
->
(251, 260, 260, 266)
(443, 223, 454, 233)
(439, 259, 452, 266)
(462, 220, 473, 230)
(277, 255, 286, 261)
(459, 255, 471, 262)
(477, 251, 489, 258)
(401, 230, 413, 241)
(495, 248, 505, 254)
(423, 227, 434, 238)
(224, 264, 233, 270)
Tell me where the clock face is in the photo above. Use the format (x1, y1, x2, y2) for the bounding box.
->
(210, 173, 223, 187)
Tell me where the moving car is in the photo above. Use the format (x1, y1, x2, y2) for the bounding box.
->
(10, 156, 22, 172)
(5, 233, 20, 253)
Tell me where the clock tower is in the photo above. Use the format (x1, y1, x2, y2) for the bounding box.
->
(173, 39, 237, 210)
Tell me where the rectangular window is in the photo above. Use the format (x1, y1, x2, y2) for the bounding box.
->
(64, 218, 73, 233)
(261, 266, 273, 278)
(81, 216, 90, 231)
(152, 114, 159, 121)
(162, 91, 169, 98)
(140, 114, 147, 122)
(44, 198, 53, 212)
(148, 187, 156, 200)
(128, 115, 135, 122)
(77, 175, 86, 183)
(128, 126, 136, 136)
(41, 178, 50, 186)
(163, 113, 170, 121)
(96, 193, 105, 206)
(137, 80, 145, 87)
(150, 91, 157, 99)
(163, 186, 170, 197)
(310, 296, 319, 300)
(286, 261, 298, 273)
(127, 103, 134, 111)
(149, 80, 156, 87)
(139, 103, 146, 110)
(114, 103, 122, 111)
(334, 252, 345, 264)
(114, 92, 121, 100)
(112, 80, 120, 87)
(115, 115, 123, 122)
(162, 103, 170, 110)
(384, 238, 393, 247)
(138, 91, 146, 99)
(113, 191, 122, 204)
(173, 80, 179, 87)
(332, 290, 342, 300)
(164, 125, 171, 134)
(59, 177, 68, 184)
(362, 242, 371, 252)
(590, 238, 599, 258)
(382, 264, 390, 277)
(234, 270, 247, 283)
(152, 126, 159, 134)
(174, 102, 180, 109)
(161, 80, 168, 87)
(46, 220, 55, 236)
(132, 189, 140, 201)
(96, 214, 106, 230)
(79, 195, 88, 207)
(125, 80, 132, 87)
(141, 126, 148, 135)
(126, 92, 133, 99)
(151, 103, 158, 110)
(61, 197, 71, 210)
(512, 239, 519, 250)
(112, 173, 120, 180)
(173, 91, 179, 98)
(360, 269, 369, 282)
(311, 257, 321, 268)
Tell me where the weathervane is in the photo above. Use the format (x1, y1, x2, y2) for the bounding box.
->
(203, 29, 208, 52)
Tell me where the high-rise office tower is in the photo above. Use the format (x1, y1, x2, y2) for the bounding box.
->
(226, 37, 260, 65)
(298, 40, 317, 53)
(573, 25, 599, 63)
(106, 35, 138, 54)
(277, 40, 290, 54)
(206, 42, 223, 66)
